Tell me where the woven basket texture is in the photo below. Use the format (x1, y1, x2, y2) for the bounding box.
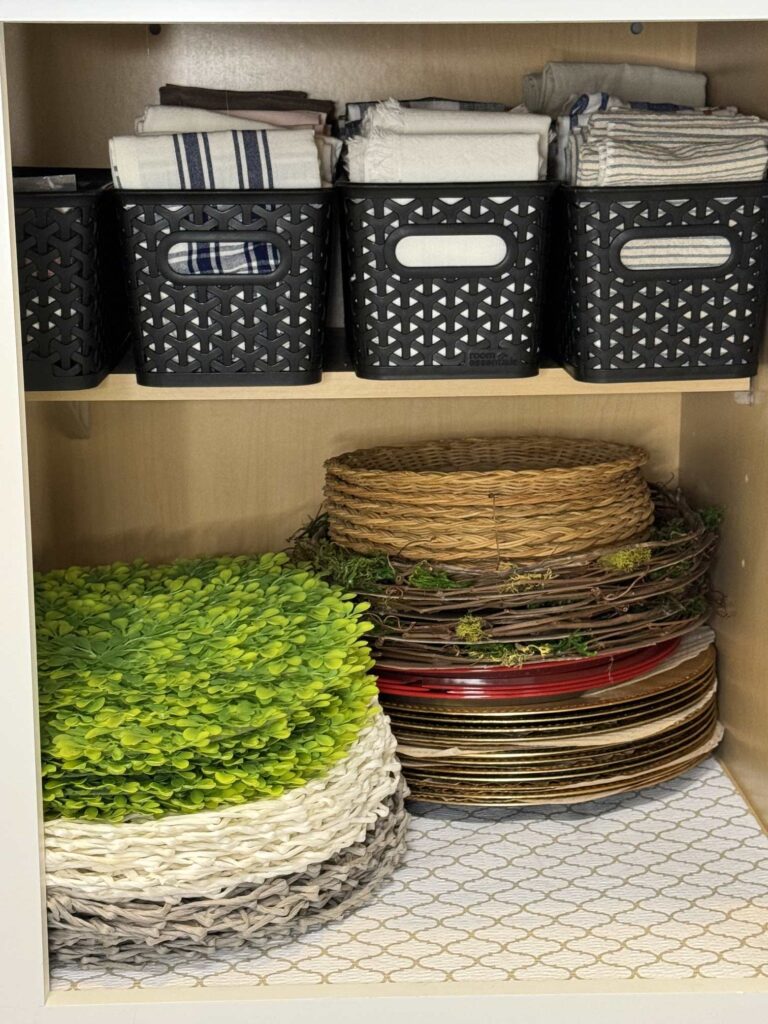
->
(48, 779, 408, 964)
(45, 712, 400, 901)
(325, 436, 653, 562)
(296, 486, 715, 668)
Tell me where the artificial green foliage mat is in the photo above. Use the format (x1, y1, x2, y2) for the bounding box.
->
(37, 554, 378, 822)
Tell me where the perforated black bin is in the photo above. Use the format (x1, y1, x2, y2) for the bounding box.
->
(120, 189, 332, 386)
(339, 182, 556, 380)
(14, 168, 129, 391)
(562, 182, 768, 382)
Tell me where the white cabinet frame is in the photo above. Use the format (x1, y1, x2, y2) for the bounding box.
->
(1, 9, 767, 1023)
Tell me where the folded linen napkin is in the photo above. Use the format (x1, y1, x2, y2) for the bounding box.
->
(166, 239, 282, 276)
(362, 99, 551, 174)
(524, 62, 707, 116)
(572, 110, 768, 185)
(136, 106, 278, 134)
(110, 129, 322, 189)
(593, 137, 768, 186)
(343, 97, 510, 139)
(346, 97, 509, 122)
(582, 109, 766, 142)
(553, 94, 712, 180)
(160, 84, 335, 117)
(316, 136, 342, 183)
(345, 132, 541, 183)
(617, 235, 733, 271)
(553, 92, 627, 180)
(221, 109, 327, 129)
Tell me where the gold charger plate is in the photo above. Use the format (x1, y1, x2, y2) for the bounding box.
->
(398, 700, 716, 769)
(385, 680, 715, 739)
(405, 728, 721, 806)
(400, 707, 717, 782)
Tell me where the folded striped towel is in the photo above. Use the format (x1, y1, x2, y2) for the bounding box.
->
(110, 129, 322, 190)
(166, 239, 281, 276)
(594, 137, 768, 186)
(564, 107, 768, 186)
(617, 235, 733, 271)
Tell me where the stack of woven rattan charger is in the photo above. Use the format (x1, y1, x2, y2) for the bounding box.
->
(311, 435, 722, 806)
(325, 437, 655, 563)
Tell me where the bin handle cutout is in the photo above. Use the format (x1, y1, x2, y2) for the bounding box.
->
(157, 230, 289, 285)
(384, 224, 518, 278)
(609, 226, 739, 281)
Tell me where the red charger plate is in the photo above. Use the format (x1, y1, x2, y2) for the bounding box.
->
(375, 638, 680, 701)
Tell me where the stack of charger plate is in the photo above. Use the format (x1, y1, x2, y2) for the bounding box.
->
(39, 554, 407, 964)
(297, 435, 722, 806)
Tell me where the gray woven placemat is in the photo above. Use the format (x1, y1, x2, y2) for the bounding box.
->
(48, 779, 408, 964)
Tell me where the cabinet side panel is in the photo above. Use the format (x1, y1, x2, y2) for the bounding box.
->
(0, 24, 48, 1016)
(681, 21, 768, 824)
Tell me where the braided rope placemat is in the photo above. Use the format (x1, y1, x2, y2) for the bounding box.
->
(48, 779, 409, 965)
(45, 710, 401, 900)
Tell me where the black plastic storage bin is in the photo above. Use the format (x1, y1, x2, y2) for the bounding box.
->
(339, 182, 556, 380)
(14, 168, 129, 391)
(562, 182, 768, 382)
(120, 189, 332, 386)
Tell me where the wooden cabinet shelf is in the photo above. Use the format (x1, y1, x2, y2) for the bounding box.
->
(24, 370, 752, 402)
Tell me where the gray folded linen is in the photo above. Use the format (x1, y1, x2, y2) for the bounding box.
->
(524, 62, 707, 117)
(159, 84, 335, 117)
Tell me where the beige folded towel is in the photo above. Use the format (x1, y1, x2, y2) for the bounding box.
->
(346, 132, 541, 184)
(363, 99, 551, 174)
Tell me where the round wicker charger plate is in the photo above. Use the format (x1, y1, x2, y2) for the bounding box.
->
(326, 437, 648, 495)
(325, 436, 654, 562)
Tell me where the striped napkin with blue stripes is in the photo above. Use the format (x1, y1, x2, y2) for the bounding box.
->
(110, 128, 322, 190)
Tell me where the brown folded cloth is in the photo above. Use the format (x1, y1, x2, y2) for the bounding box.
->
(160, 84, 336, 117)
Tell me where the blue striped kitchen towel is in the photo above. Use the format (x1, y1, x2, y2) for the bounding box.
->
(110, 129, 321, 190)
(167, 239, 282, 276)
